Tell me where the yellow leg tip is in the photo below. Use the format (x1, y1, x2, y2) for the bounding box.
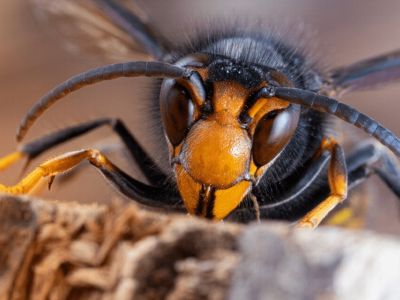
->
(296, 218, 317, 229)
(0, 151, 24, 171)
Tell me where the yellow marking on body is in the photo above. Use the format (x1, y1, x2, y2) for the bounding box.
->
(174, 164, 202, 215)
(0, 151, 24, 171)
(180, 67, 209, 108)
(255, 164, 269, 180)
(213, 180, 251, 220)
(212, 82, 250, 115)
(248, 97, 289, 119)
(174, 163, 251, 220)
(248, 99, 290, 135)
(249, 161, 258, 177)
(181, 118, 251, 189)
(171, 143, 183, 158)
(176, 78, 204, 108)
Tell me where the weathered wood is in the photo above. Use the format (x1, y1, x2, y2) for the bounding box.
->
(0, 196, 239, 300)
(0, 195, 399, 300)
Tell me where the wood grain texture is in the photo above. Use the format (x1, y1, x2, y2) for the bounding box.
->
(1, 195, 399, 300)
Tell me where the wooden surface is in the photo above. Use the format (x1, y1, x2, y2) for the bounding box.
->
(1, 195, 399, 300)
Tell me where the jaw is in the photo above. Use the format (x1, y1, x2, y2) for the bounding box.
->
(172, 114, 253, 220)
(174, 164, 251, 220)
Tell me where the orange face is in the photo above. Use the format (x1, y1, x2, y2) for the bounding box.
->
(160, 64, 299, 220)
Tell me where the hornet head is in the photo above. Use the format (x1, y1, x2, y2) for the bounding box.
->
(160, 55, 300, 219)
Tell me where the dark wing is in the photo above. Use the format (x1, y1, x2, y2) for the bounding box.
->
(31, 0, 170, 61)
(326, 50, 400, 95)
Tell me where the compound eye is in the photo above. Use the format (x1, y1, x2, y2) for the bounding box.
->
(252, 106, 299, 166)
(160, 82, 194, 146)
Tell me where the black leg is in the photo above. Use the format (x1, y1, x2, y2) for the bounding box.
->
(99, 162, 183, 210)
(262, 141, 400, 223)
(258, 150, 332, 210)
(229, 140, 400, 223)
(345, 141, 400, 197)
(0, 148, 184, 211)
(3, 118, 169, 186)
(228, 145, 333, 223)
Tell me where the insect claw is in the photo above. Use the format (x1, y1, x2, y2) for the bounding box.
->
(48, 175, 55, 191)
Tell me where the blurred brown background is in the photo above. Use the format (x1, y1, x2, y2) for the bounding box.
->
(1, 1, 400, 232)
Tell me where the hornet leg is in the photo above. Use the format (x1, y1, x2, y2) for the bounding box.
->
(0, 118, 169, 185)
(0, 148, 183, 210)
(297, 138, 348, 228)
(327, 141, 400, 226)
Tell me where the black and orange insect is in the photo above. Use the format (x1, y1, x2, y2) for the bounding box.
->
(0, 0, 400, 228)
